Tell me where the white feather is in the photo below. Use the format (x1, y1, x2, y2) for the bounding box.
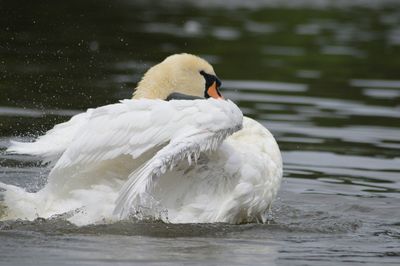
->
(46, 99, 241, 170)
(1, 99, 282, 225)
(114, 125, 240, 219)
(7, 111, 91, 161)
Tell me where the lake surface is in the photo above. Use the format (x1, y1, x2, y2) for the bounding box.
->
(1, 0, 400, 265)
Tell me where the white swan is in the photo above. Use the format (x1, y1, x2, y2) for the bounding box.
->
(1, 53, 282, 225)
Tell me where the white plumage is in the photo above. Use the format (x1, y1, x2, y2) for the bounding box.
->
(0, 53, 282, 225)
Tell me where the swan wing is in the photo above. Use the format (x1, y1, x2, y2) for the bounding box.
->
(114, 117, 242, 219)
(50, 99, 242, 171)
(7, 111, 90, 162)
(51, 99, 167, 169)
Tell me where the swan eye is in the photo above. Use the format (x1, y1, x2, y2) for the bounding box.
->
(200, 71, 223, 99)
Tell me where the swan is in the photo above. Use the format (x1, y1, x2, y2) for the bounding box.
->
(0, 53, 282, 225)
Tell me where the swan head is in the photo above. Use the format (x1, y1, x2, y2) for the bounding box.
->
(133, 53, 223, 100)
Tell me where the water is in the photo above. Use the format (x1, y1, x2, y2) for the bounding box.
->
(1, 0, 400, 265)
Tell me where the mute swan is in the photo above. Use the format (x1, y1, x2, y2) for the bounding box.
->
(1, 53, 282, 225)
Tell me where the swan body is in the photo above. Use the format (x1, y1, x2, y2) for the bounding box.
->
(0, 53, 282, 225)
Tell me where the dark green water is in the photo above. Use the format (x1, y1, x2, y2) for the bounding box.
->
(1, 0, 400, 265)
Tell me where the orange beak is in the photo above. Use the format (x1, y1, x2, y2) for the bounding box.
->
(207, 81, 223, 99)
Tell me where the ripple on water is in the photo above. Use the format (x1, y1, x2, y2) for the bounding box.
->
(223, 80, 308, 92)
(211, 27, 241, 40)
(350, 79, 400, 89)
(0, 208, 362, 238)
(363, 88, 400, 99)
(320, 45, 366, 58)
(263, 46, 305, 56)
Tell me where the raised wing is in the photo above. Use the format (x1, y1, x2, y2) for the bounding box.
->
(51, 99, 241, 171)
(51, 99, 166, 169)
(7, 111, 90, 162)
(114, 123, 241, 219)
(6, 98, 243, 220)
(10, 99, 242, 183)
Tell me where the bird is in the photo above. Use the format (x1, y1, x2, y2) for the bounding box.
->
(0, 53, 282, 225)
